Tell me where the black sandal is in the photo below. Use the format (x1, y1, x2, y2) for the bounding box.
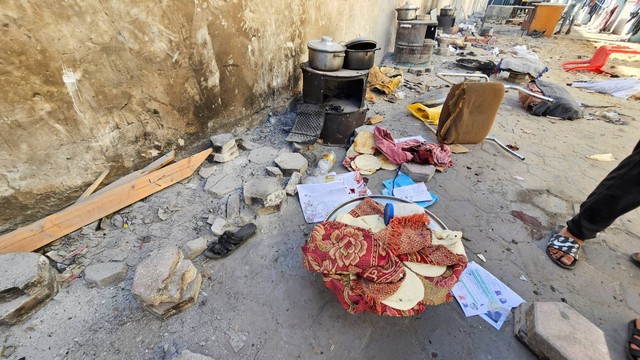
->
(546, 234, 581, 270)
(628, 320, 640, 360)
(204, 223, 257, 259)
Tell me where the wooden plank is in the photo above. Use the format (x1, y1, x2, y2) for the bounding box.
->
(0, 148, 211, 254)
(75, 169, 110, 203)
(78, 150, 176, 202)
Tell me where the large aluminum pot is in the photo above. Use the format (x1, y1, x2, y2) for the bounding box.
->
(307, 36, 345, 71)
(396, 2, 419, 21)
(343, 37, 380, 70)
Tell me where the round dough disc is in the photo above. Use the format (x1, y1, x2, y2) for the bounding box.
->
(380, 267, 424, 311)
(353, 154, 382, 175)
(404, 261, 447, 277)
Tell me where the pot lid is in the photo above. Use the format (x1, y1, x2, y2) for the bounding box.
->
(396, 1, 419, 11)
(344, 36, 377, 48)
(307, 36, 345, 52)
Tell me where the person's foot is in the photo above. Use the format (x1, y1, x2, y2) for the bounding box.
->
(565, 28, 572, 35)
(630, 253, 640, 268)
(547, 227, 583, 266)
(628, 319, 640, 359)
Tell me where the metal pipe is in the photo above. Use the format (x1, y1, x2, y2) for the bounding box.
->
(504, 84, 554, 102)
(436, 72, 490, 84)
(485, 136, 525, 161)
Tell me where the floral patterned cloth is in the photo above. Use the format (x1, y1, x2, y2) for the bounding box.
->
(302, 198, 467, 316)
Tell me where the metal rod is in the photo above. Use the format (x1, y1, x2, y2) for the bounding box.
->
(504, 84, 554, 102)
(436, 72, 490, 85)
(485, 136, 525, 160)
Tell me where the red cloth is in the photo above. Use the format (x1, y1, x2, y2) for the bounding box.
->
(301, 198, 467, 316)
(373, 126, 454, 168)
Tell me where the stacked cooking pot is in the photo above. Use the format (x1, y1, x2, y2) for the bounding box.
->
(393, 2, 437, 65)
(307, 35, 380, 71)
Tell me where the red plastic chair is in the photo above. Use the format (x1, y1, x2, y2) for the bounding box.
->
(561, 45, 640, 76)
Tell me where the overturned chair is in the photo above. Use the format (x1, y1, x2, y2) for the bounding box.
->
(426, 73, 553, 160)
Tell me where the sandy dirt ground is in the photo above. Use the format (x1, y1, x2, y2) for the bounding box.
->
(1, 24, 640, 360)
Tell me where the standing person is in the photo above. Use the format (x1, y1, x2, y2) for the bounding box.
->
(546, 140, 640, 269)
(555, 1, 579, 35)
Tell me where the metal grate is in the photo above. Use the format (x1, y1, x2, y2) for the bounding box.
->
(285, 104, 325, 144)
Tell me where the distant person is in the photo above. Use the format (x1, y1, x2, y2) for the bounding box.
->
(546, 140, 640, 269)
(555, 1, 579, 35)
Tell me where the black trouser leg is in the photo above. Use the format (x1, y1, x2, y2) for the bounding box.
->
(567, 141, 640, 240)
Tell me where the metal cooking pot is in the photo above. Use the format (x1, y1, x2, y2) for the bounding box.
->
(343, 37, 380, 70)
(396, 2, 419, 21)
(307, 36, 345, 71)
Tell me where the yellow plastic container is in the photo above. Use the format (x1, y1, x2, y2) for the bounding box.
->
(406, 103, 442, 125)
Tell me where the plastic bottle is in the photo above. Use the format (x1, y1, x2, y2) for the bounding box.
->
(313, 151, 336, 176)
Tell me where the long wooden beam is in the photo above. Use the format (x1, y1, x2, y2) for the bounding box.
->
(0, 148, 211, 254)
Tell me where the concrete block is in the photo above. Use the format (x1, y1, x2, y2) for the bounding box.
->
(182, 237, 208, 260)
(131, 246, 183, 306)
(244, 178, 286, 209)
(213, 147, 239, 163)
(210, 217, 226, 236)
(237, 137, 259, 151)
(265, 166, 283, 179)
(514, 302, 611, 360)
(210, 133, 236, 153)
(400, 163, 436, 183)
(226, 192, 241, 220)
(274, 153, 308, 176)
(248, 147, 279, 164)
(285, 172, 302, 196)
(204, 173, 240, 197)
(84, 262, 128, 288)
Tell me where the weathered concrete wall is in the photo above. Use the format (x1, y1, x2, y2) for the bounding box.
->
(0, 0, 423, 233)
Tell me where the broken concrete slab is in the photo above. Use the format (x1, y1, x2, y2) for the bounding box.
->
(226, 193, 241, 221)
(237, 137, 259, 151)
(285, 172, 302, 196)
(213, 147, 239, 163)
(265, 166, 283, 179)
(173, 349, 214, 360)
(248, 147, 279, 164)
(182, 237, 208, 260)
(400, 163, 436, 183)
(210, 133, 236, 154)
(0, 253, 59, 325)
(244, 178, 286, 208)
(514, 302, 611, 360)
(84, 262, 128, 288)
(210, 217, 226, 236)
(274, 153, 308, 177)
(100, 248, 128, 263)
(204, 174, 240, 197)
(198, 165, 217, 179)
(206, 214, 215, 225)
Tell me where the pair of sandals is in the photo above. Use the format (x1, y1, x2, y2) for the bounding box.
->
(204, 223, 257, 259)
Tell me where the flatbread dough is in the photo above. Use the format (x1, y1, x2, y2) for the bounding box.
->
(381, 267, 424, 311)
(353, 131, 375, 155)
(404, 261, 447, 277)
(433, 230, 466, 256)
(377, 154, 398, 170)
(352, 154, 382, 175)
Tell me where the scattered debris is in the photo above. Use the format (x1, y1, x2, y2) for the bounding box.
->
(243, 178, 287, 215)
(210, 218, 226, 236)
(476, 254, 487, 262)
(274, 153, 309, 176)
(285, 172, 303, 196)
(265, 166, 284, 179)
(400, 163, 436, 183)
(182, 237, 208, 260)
(366, 115, 384, 125)
(84, 262, 128, 288)
(587, 153, 616, 162)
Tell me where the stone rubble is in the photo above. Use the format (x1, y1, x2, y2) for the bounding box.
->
(274, 152, 308, 176)
(83, 262, 128, 288)
(265, 166, 283, 179)
(210, 133, 239, 163)
(182, 237, 208, 260)
(131, 246, 202, 319)
(285, 172, 302, 196)
(0, 253, 59, 325)
(204, 173, 240, 197)
(400, 162, 436, 183)
(243, 178, 287, 215)
(210, 217, 226, 236)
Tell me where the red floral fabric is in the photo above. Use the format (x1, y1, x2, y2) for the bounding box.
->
(302, 198, 468, 316)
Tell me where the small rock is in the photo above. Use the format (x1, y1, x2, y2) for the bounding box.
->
(158, 208, 171, 221)
(285, 172, 302, 196)
(100, 248, 128, 262)
(206, 215, 215, 225)
(400, 163, 436, 183)
(248, 147, 279, 164)
(182, 237, 208, 260)
(213, 147, 239, 163)
(198, 165, 217, 179)
(111, 214, 124, 229)
(244, 178, 286, 215)
(210, 133, 236, 153)
(84, 262, 128, 288)
(265, 166, 283, 179)
(274, 153, 308, 177)
(173, 349, 214, 360)
(210, 218, 226, 236)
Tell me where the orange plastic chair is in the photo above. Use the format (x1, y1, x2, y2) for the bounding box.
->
(561, 45, 640, 76)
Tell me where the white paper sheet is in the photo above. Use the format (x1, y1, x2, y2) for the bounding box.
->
(296, 172, 369, 223)
(392, 182, 433, 202)
(451, 262, 525, 330)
